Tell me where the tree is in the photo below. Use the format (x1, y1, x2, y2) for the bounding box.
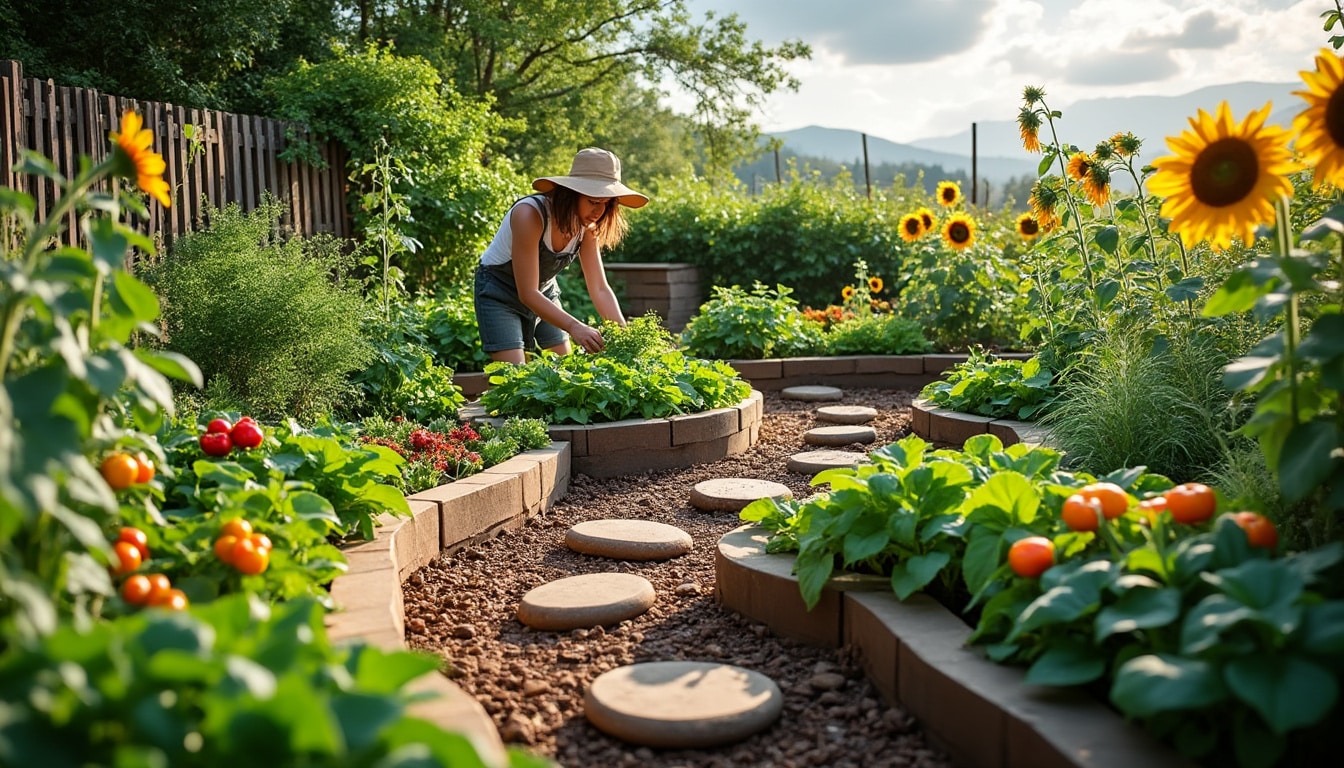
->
(360, 1, 809, 176)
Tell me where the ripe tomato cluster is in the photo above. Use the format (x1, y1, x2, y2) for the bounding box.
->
(1060, 482, 1128, 532)
(199, 417, 265, 457)
(99, 452, 155, 491)
(109, 526, 188, 610)
(214, 518, 272, 575)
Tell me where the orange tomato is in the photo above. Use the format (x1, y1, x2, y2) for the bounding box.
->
(214, 535, 240, 565)
(1080, 482, 1129, 519)
(1136, 496, 1169, 526)
(219, 518, 253, 540)
(1061, 494, 1102, 532)
(133, 453, 155, 484)
(1165, 483, 1216, 525)
(230, 538, 270, 575)
(111, 541, 142, 576)
(120, 574, 153, 605)
(1008, 536, 1055, 578)
(249, 533, 273, 553)
(154, 588, 189, 611)
(1229, 511, 1279, 550)
(144, 574, 172, 605)
(117, 527, 150, 562)
(100, 453, 140, 491)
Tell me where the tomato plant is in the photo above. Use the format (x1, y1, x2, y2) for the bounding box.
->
(110, 541, 142, 576)
(1061, 493, 1102, 532)
(116, 527, 150, 562)
(1080, 482, 1129, 519)
(119, 574, 152, 605)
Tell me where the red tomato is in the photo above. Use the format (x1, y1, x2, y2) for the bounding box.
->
(144, 574, 172, 605)
(230, 420, 264, 450)
(1008, 536, 1055, 578)
(111, 541, 142, 576)
(121, 574, 153, 605)
(1229, 511, 1279, 550)
(1165, 483, 1216, 525)
(117, 527, 150, 562)
(206, 418, 233, 434)
(199, 432, 232, 457)
(133, 453, 155, 484)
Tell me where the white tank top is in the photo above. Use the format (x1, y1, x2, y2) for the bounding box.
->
(479, 196, 582, 266)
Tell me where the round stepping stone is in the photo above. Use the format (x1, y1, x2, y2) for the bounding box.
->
(804, 424, 877, 447)
(786, 449, 867, 475)
(516, 573, 655, 631)
(566, 519, 693, 561)
(584, 661, 783, 748)
(780, 385, 843, 402)
(815, 404, 877, 425)
(689, 478, 794, 512)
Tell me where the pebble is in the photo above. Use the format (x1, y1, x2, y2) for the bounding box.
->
(809, 672, 847, 691)
(674, 581, 702, 596)
(451, 623, 476, 639)
(523, 679, 551, 697)
(500, 712, 535, 744)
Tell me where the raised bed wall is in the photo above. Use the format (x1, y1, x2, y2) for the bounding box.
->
(606, 262, 703, 333)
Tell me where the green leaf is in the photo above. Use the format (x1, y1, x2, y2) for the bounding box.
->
(1223, 334, 1284, 391)
(1297, 315, 1344, 362)
(796, 548, 835, 610)
(1164, 276, 1204, 303)
(1110, 654, 1227, 718)
(1203, 270, 1267, 316)
(964, 471, 1039, 526)
(1277, 418, 1341, 503)
(1224, 656, 1338, 734)
(109, 271, 161, 324)
(88, 216, 128, 273)
(1094, 586, 1181, 641)
(1093, 225, 1119, 255)
(1095, 278, 1120, 308)
(889, 550, 950, 600)
(134, 349, 204, 388)
(1025, 640, 1107, 686)
(1180, 594, 1253, 654)
(1299, 601, 1344, 655)
(288, 491, 342, 525)
(961, 530, 1002, 597)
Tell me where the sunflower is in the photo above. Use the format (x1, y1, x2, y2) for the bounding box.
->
(936, 180, 961, 207)
(1294, 48, 1344, 189)
(1149, 101, 1295, 251)
(916, 207, 936, 232)
(1022, 85, 1046, 106)
(898, 213, 924, 242)
(1029, 176, 1062, 233)
(942, 213, 976, 251)
(1066, 152, 1092, 182)
(1110, 131, 1142, 157)
(841, 285, 856, 301)
(109, 110, 171, 208)
(1084, 163, 1112, 207)
(1018, 106, 1043, 153)
(1015, 212, 1041, 241)
(868, 276, 884, 294)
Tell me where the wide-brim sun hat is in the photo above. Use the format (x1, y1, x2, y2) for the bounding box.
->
(532, 147, 649, 208)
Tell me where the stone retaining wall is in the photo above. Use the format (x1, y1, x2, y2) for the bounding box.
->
(326, 443, 571, 768)
(909, 398, 1051, 448)
(605, 262, 703, 333)
(715, 525, 1193, 768)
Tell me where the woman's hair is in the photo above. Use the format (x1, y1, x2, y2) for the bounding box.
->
(548, 186, 629, 249)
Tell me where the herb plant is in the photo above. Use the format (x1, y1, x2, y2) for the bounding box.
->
(680, 283, 824, 360)
(823, 314, 932, 356)
(919, 348, 1057, 420)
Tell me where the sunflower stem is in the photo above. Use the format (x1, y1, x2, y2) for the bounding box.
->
(1040, 101, 1094, 290)
(1275, 196, 1300, 425)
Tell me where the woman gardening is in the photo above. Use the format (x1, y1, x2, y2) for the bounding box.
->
(473, 147, 647, 363)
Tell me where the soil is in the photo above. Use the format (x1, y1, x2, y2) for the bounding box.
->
(403, 388, 955, 768)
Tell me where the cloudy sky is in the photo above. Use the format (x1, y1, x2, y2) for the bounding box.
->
(677, 0, 1324, 143)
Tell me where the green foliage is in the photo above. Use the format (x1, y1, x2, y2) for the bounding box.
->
(899, 235, 1030, 352)
(680, 283, 824, 360)
(417, 287, 491, 373)
(555, 267, 606, 328)
(1210, 439, 1320, 552)
(267, 44, 522, 289)
(482, 318, 751, 424)
(358, 416, 549, 493)
(350, 300, 463, 423)
(920, 349, 1057, 420)
(598, 313, 677, 364)
(144, 198, 372, 422)
(1041, 325, 1234, 483)
(823, 314, 932, 356)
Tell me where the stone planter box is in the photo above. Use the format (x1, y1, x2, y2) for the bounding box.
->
(463, 390, 763, 479)
(606, 262, 703, 333)
(326, 443, 571, 768)
(910, 398, 1052, 448)
(716, 524, 1192, 768)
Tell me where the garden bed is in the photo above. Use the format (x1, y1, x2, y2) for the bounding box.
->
(909, 398, 1051, 448)
(716, 524, 1192, 768)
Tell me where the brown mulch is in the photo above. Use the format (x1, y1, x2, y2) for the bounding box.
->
(403, 388, 954, 768)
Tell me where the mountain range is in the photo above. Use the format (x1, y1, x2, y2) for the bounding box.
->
(764, 81, 1302, 187)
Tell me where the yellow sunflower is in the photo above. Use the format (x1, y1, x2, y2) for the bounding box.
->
(942, 213, 976, 251)
(936, 180, 961, 207)
(1015, 212, 1041, 241)
(868, 276, 884, 294)
(1066, 152, 1092, 182)
(841, 285, 856, 301)
(1084, 164, 1112, 207)
(899, 213, 924, 242)
(1029, 177, 1062, 233)
(1110, 131, 1142, 157)
(1018, 106, 1043, 153)
(1149, 101, 1295, 251)
(916, 207, 936, 232)
(109, 110, 171, 208)
(1294, 48, 1344, 189)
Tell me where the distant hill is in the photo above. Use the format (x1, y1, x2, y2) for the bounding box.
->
(764, 81, 1302, 188)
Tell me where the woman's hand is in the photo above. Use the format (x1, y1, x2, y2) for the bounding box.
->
(569, 321, 605, 354)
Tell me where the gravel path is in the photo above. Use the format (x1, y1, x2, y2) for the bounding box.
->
(403, 388, 954, 768)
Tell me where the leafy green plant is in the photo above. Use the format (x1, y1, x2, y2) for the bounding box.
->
(822, 313, 932, 356)
(143, 197, 373, 422)
(483, 317, 751, 424)
(898, 235, 1029, 352)
(919, 348, 1057, 420)
(680, 283, 823, 360)
(417, 286, 490, 373)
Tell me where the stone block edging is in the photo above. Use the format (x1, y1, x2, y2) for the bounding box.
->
(325, 442, 572, 768)
(715, 524, 1192, 768)
(911, 398, 1051, 448)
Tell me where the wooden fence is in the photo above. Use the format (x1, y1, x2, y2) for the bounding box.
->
(0, 59, 349, 251)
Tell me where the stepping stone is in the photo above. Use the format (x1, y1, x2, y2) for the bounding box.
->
(804, 424, 877, 447)
(786, 449, 867, 476)
(566, 519, 693, 561)
(516, 573, 655, 631)
(780, 385, 843, 402)
(815, 404, 877, 425)
(689, 478, 794, 513)
(584, 661, 783, 748)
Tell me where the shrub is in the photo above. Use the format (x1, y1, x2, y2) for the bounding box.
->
(823, 314, 931, 356)
(418, 286, 491, 373)
(680, 283, 824, 360)
(144, 198, 372, 421)
(897, 237, 1029, 352)
(919, 348, 1057, 420)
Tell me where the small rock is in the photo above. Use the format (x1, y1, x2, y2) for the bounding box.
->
(818, 691, 847, 706)
(809, 671, 846, 691)
(704, 643, 724, 656)
(674, 582, 702, 596)
(571, 628, 590, 640)
(813, 661, 838, 675)
(523, 679, 551, 697)
(451, 623, 476, 639)
(407, 617, 426, 633)
(500, 713, 535, 744)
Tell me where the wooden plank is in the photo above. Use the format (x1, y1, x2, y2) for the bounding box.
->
(228, 112, 244, 213)
(28, 77, 48, 223)
(58, 86, 77, 240)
